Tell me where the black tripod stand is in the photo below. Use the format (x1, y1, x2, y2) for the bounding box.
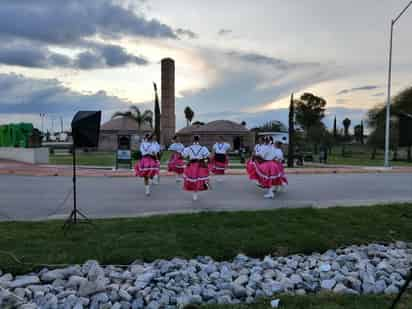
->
(63, 146, 92, 230)
(389, 269, 412, 309)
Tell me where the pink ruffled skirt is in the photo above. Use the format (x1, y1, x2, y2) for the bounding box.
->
(134, 156, 160, 178)
(168, 153, 185, 175)
(183, 161, 210, 191)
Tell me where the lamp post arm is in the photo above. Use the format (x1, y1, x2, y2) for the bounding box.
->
(393, 0, 412, 24)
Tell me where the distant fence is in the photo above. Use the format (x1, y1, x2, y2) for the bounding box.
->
(0, 123, 34, 148)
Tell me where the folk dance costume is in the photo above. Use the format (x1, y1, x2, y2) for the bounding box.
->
(246, 142, 281, 199)
(134, 139, 160, 196)
(168, 142, 185, 181)
(209, 142, 230, 179)
(246, 143, 265, 182)
(182, 142, 210, 201)
(152, 140, 162, 185)
(273, 144, 288, 190)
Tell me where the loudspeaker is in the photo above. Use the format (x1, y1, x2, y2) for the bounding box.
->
(71, 111, 101, 148)
(399, 113, 412, 147)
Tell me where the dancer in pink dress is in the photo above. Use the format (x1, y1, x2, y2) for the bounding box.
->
(246, 136, 265, 182)
(151, 134, 161, 185)
(168, 136, 185, 182)
(182, 136, 210, 201)
(273, 141, 288, 191)
(134, 134, 160, 196)
(247, 137, 281, 199)
(209, 136, 231, 181)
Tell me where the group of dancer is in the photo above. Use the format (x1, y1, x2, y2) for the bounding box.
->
(134, 133, 287, 200)
(246, 136, 288, 199)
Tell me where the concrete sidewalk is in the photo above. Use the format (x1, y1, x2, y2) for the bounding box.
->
(1, 159, 412, 177)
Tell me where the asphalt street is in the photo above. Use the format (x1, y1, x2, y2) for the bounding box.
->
(0, 173, 411, 221)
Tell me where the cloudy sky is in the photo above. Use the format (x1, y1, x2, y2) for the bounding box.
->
(1, 0, 412, 132)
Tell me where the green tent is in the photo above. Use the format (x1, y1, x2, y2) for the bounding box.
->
(0, 123, 34, 147)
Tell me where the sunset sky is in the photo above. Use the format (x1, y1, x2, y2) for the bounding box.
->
(1, 0, 412, 132)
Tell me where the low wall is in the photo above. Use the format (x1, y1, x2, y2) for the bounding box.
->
(0, 147, 49, 164)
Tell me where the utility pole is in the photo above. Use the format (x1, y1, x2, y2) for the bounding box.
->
(40, 113, 46, 134)
(287, 93, 295, 168)
(384, 0, 412, 167)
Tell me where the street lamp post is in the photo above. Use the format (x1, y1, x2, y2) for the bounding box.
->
(385, 0, 412, 167)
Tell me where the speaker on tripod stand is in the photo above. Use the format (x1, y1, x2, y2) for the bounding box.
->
(63, 111, 101, 229)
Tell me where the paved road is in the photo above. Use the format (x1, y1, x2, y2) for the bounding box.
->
(1, 173, 411, 221)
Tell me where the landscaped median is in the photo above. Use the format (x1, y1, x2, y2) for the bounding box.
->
(0, 204, 411, 308)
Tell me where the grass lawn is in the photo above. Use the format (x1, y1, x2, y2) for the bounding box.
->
(49, 151, 116, 166)
(49, 151, 246, 168)
(49, 151, 173, 167)
(1, 203, 412, 275)
(327, 154, 412, 167)
(1, 204, 412, 308)
(204, 293, 412, 308)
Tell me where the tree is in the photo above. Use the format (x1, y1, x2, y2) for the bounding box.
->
(112, 105, 153, 129)
(295, 92, 327, 131)
(360, 120, 364, 144)
(192, 121, 205, 126)
(354, 124, 362, 143)
(368, 86, 412, 161)
(342, 118, 351, 137)
(333, 116, 337, 139)
(295, 92, 327, 154)
(184, 106, 194, 126)
(307, 123, 328, 154)
(288, 93, 295, 168)
(251, 120, 287, 132)
(153, 82, 161, 142)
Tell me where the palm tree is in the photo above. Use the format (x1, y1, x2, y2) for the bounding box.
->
(153, 82, 161, 142)
(342, 118, 351, 137)
(184, 106, 195, 127)
(112, 105, 153, 129)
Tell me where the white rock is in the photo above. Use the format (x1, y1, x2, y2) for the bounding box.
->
(66, 275, 87, 288)
(78, 278, 106, 297)
(9, 276, 40, 288)
(134, 271, 156, 289)
(118, 289, 132, 301)
(321, 279, 336, 290)
(233, 275, 248, 286)
(270, 298, 280, 308)
(19, 304, 38, 309)
(319, 263, 331, 272)
(384, 285, 399, 295)
(41, 269, 66, 282)
(290, 274, 303, 285)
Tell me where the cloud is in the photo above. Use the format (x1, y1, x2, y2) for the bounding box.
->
(189, 106, 368, 131)
(0, 73, 135, 117)
(174, 49, 342, 128)
(227, 51, 293, 69)
(175, 28, 198, 39)
(336, 98, 348, 104)
(372, 92, 385, 97)
(0, 0, 177, 44)
(218, 29, 233, 36)
(0, 43, 71, 68)
(0, 72, 158, 129)
(0, 1, 199, 70)
(337, 85, 379, 95)
(83, 43, 148, 67)
(0, 41, 148, 69)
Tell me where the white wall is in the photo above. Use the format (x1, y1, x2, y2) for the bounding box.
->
(0, 147, 49, 164)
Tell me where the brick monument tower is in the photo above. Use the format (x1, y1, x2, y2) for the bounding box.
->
(160, 58, 175, 145)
